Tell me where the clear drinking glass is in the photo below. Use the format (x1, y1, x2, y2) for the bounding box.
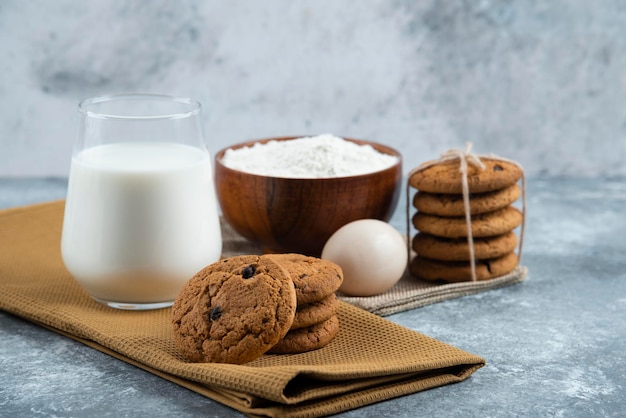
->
(61, 94, 222, 310)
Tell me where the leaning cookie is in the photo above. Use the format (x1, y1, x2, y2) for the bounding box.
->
(410, 252, 518, 283)
(265, 253, 343, 304)
(268, 315, 340, 354)
(413, 206, 523, 238)
(409, 158, 523, 194)
(412, 232, 518, 261)
(171, 256, 297, 364)
(413, 184, 521, 217)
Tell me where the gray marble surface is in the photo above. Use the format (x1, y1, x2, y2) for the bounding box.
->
(3, 1, 626, 178)
(1, 177, 625, 417)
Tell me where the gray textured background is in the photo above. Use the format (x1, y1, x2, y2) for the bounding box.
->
(2, 0, 626, 177)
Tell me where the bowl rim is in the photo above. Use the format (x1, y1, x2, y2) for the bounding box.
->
(214, 135, 402, 180)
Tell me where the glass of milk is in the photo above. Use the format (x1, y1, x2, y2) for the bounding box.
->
(61, 94, 222, 310)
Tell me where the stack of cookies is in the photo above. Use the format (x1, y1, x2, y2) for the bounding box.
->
(408, 157, 524, 283)
(265, 254, 341, 355)
(171, 254, 342, 364)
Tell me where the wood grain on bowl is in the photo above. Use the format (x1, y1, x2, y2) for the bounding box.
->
(214, 137, 402, 256)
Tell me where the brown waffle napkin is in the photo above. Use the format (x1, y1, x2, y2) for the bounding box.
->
(0, 201, 485, 417)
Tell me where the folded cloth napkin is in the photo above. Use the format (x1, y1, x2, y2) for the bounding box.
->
(0, 201, 485, 417)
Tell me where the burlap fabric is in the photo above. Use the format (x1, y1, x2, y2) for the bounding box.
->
(0, 201, 486, 417)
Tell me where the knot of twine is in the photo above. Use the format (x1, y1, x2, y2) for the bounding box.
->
(406, 143, 526, 282)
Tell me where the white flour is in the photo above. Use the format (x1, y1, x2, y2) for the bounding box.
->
(221, 134, 398, 178)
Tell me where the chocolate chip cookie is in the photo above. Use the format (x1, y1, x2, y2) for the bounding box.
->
(413, 184, 521, 217)
(291, 293, 338, 330)
(265, 253, 343, 304)
(412, 232, 518, 261)
(409, 158, 523, 194)
(412, 206, 523, 238)
(268, 315, 340, 354)
(171, 256, 297, 364)
(410, 252, 519, 282)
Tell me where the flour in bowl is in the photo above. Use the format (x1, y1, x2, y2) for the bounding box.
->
(220, 134, 398, 178)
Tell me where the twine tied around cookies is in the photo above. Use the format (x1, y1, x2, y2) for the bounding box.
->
(405, 143, 526, 282)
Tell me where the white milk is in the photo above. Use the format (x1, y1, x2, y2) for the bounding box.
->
(61, 142, 222, 304)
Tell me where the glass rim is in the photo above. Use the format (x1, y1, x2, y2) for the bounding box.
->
(78, 93, 201, 120)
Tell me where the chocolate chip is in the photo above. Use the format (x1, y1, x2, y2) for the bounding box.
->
(242, 265, 256, 279)
(299, 273, 308, 280)
(210, 306, 222, 321)
(494, 164, 504, 171)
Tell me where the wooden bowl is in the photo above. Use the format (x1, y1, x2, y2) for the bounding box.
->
(214, 136, 402, 256)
